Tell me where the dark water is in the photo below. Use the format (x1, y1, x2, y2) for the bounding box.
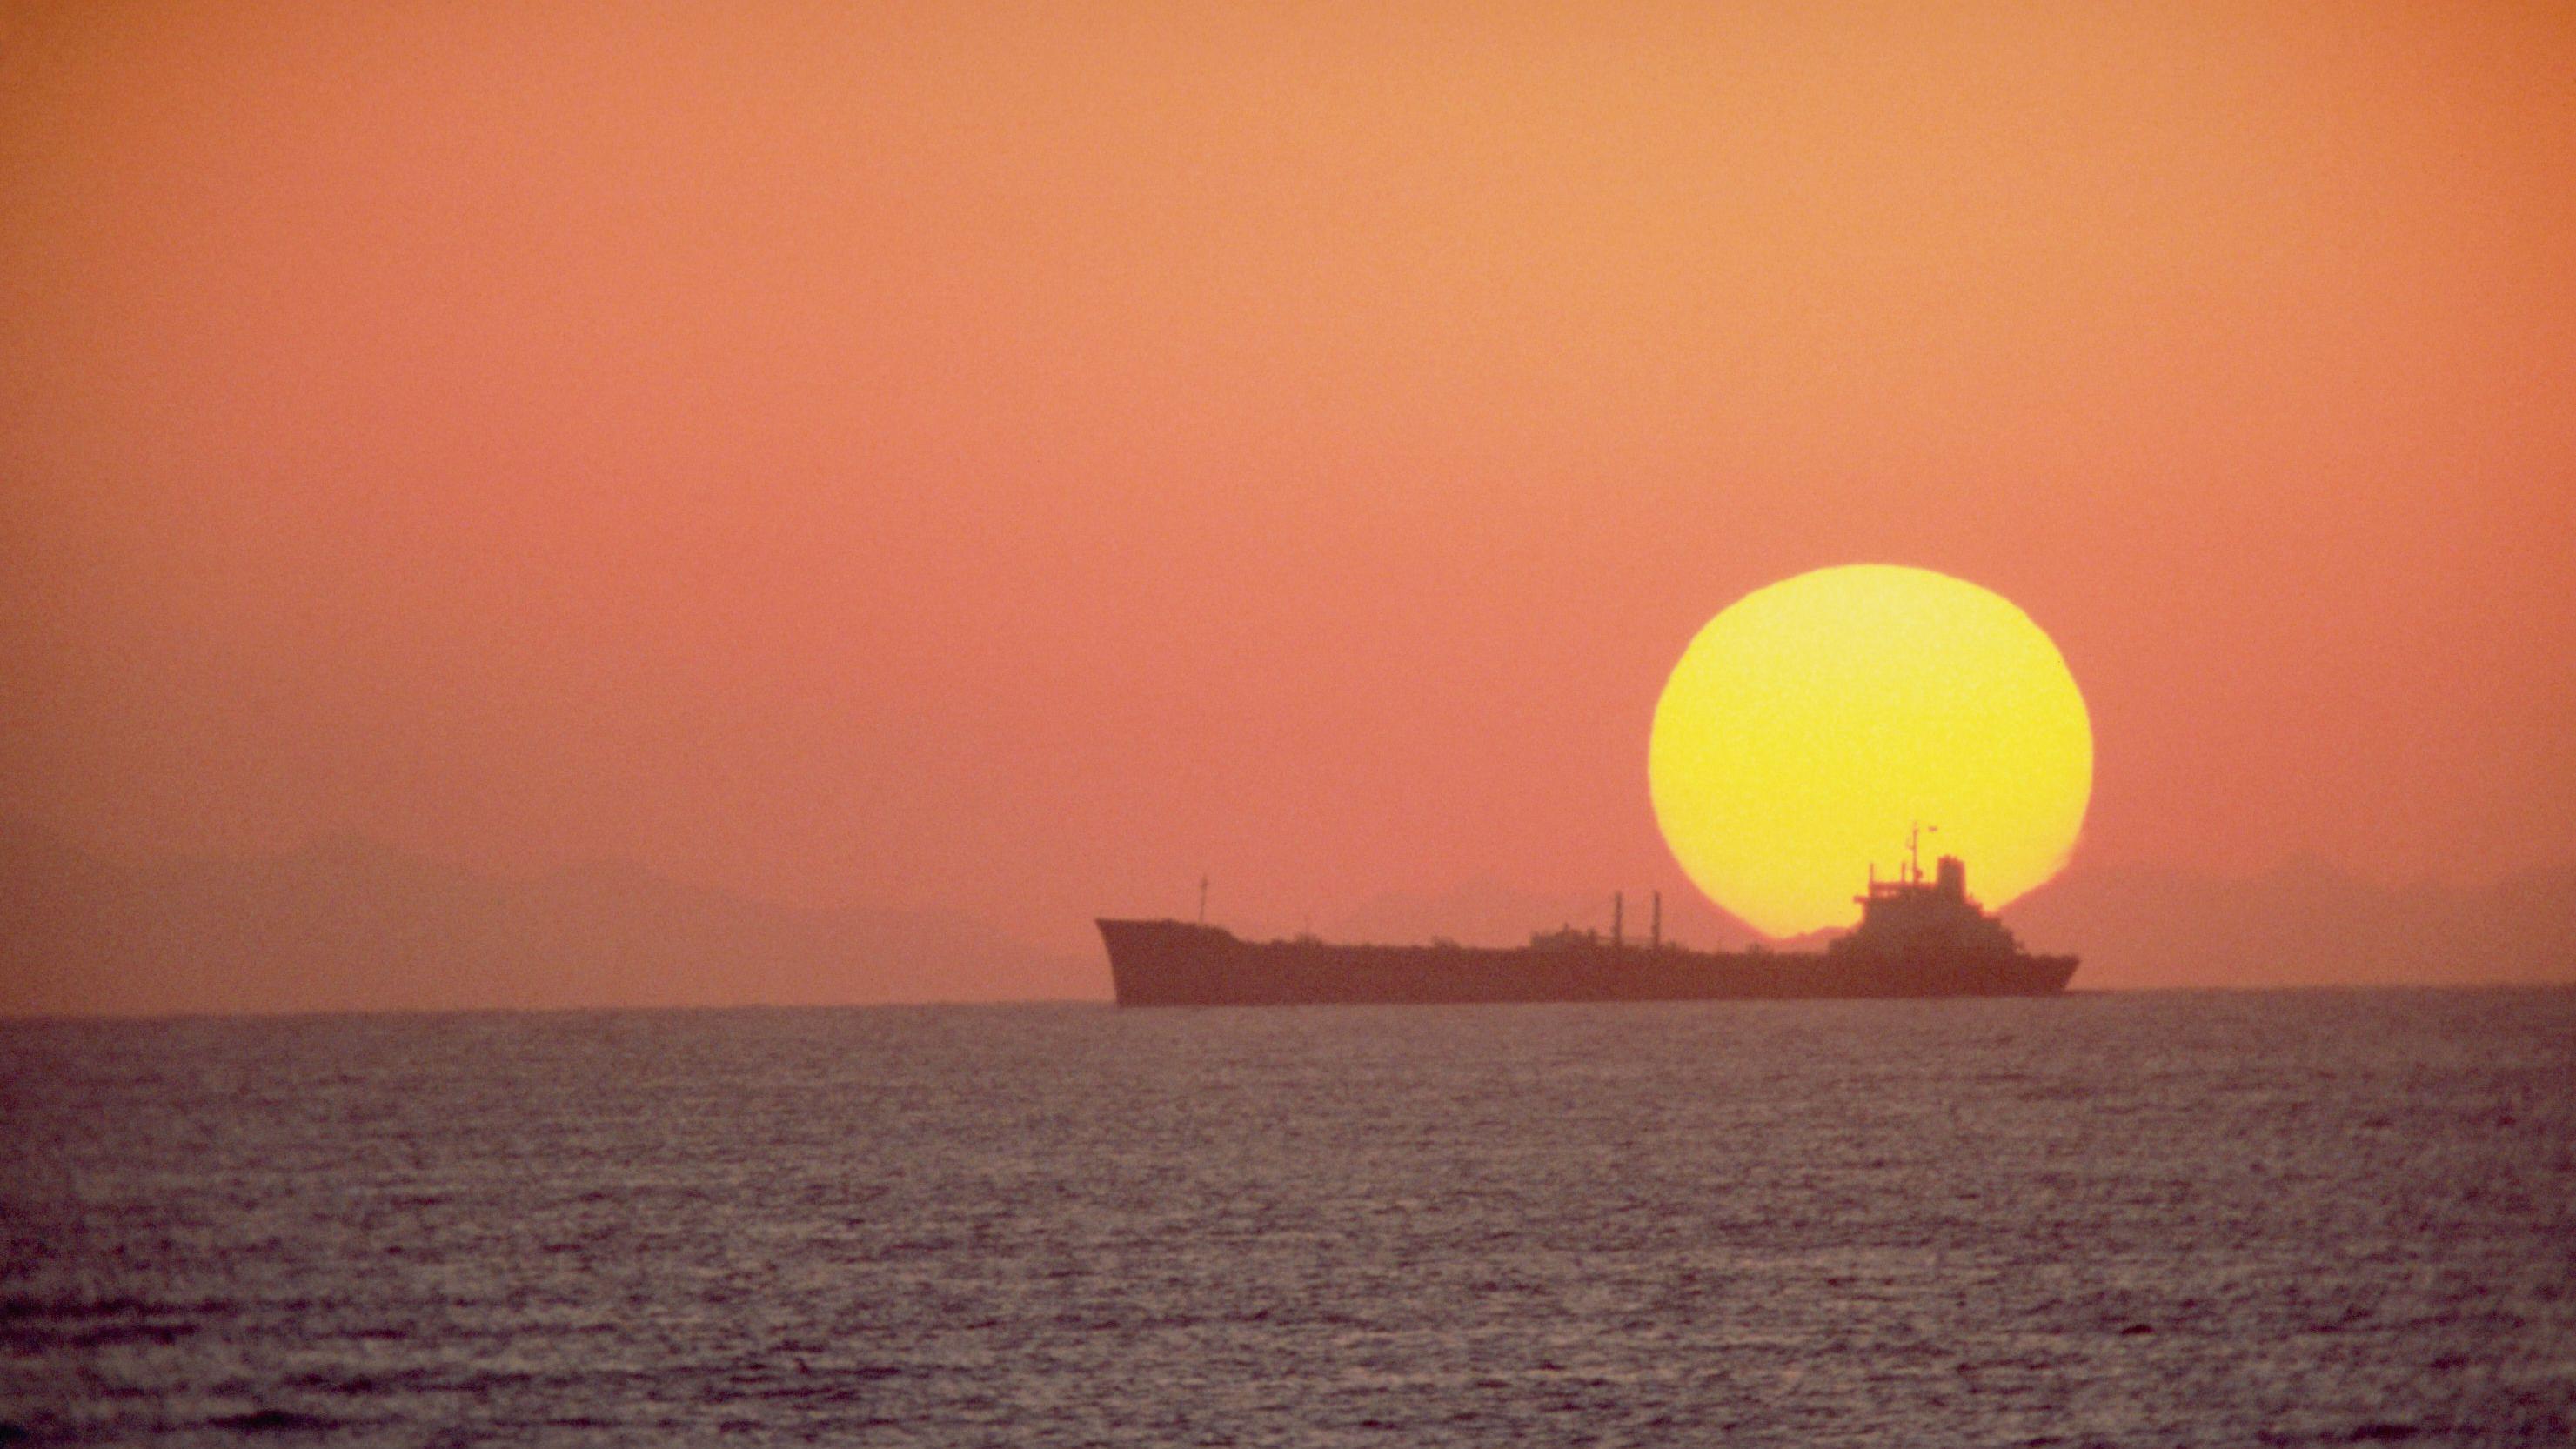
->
(5, 989, 2573, 1446)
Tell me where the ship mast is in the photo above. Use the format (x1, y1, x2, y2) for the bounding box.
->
(1906, 822, 1939, 884)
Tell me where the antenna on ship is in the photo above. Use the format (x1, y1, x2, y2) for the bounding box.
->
(1612, 891, 1624, 950)
(1198, 876, 1208, 925)
(1906, 822, 1939, 884)
(1650, 891, 1662, 951)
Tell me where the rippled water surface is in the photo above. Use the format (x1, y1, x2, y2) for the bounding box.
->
(6, 989, 2573, 1446)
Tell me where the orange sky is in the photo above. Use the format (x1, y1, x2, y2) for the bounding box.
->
(3, 2, 2572, 963)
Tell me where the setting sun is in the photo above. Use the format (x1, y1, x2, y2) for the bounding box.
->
(1649, 565, 2093, 937)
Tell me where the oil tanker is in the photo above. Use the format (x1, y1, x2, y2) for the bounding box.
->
(1099, 849, 2074, 1006)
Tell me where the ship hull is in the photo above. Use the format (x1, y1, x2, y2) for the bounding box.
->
(1099, 919, 2076, 1007)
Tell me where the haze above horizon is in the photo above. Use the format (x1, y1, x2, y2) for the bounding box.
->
(4, 3, 2571, 1009)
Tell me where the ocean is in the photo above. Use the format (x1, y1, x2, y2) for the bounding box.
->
(5, 988, 2572, 1446)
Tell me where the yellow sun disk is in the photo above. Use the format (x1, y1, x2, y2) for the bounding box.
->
(1648, 565, 2092, 937)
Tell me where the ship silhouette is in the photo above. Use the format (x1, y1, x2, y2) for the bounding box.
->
(1098, 836, 2076, 1006)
